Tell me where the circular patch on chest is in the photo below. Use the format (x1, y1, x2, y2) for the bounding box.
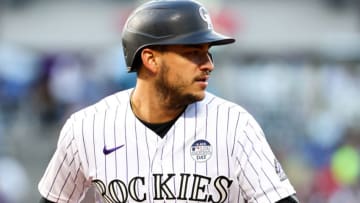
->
(190, 139, 212, 162)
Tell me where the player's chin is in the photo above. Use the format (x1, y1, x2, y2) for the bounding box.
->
(185, 84, 207, 102)
(190, 90, 206, 101)
(175, 91, 204, 107)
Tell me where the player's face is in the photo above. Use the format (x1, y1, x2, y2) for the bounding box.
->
(154, 44, 214, 107)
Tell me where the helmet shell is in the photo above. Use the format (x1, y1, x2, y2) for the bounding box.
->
(122, 0, 235, 72)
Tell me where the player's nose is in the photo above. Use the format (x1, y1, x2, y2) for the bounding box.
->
(199, 52, 214, 73)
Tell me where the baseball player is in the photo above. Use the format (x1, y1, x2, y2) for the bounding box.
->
(38, 0, 299, 202)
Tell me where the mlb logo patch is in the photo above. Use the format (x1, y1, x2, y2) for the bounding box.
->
(190, 139, 212, 162)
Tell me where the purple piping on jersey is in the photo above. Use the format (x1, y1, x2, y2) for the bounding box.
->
(171, 124, 177, 200)
(56, 172, 71, 202)
(231, 112, 241, 156)
(46, 153, 68, 199)
(194, 103, 198, 174)
(134, 113, 140, 194)
(183, 110, 186, 172)
(124, 101, 129, 184)
(225, 106, 232, 202)
(103, 111, 109, 186)
(114, 106, 119, 178)
(92, 115, 97, 179)
(144, 126, 152, 199)
(216, 105, 219, 175)
(235, 153, 256, 199)
(239, 132, 271, 202)
(244, 125, 281, 199)
(81, 119, 89, 167)
(67, 164, 81, 203)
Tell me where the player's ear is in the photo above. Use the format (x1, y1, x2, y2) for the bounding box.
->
(140, 48, 159, 74)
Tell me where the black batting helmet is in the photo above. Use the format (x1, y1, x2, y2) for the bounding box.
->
(122, 0, 235, 72)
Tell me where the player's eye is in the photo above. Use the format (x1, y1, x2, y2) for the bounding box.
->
(181, 50, 212, 64)
(184, 50, 202, 57)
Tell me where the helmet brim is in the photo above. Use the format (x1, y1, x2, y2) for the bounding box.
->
(155, 30, 235, 46)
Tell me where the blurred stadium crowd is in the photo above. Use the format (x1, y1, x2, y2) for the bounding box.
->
(1, 0, 360, 202)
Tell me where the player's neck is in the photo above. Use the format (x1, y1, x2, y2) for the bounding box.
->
(130, 88, 186, 124)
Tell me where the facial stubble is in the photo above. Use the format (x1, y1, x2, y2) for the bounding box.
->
(154, 62, 204, 110)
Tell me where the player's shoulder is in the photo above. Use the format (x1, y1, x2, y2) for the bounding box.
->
(201, 92, 265, 134)
(192, 92, 258, 127)
(200, 91, 249, 114)
(69, 88, 132, 122)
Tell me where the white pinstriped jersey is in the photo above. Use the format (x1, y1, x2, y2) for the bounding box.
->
(38, 88, 296, 203)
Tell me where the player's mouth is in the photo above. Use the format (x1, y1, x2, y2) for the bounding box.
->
(194, 75, 209, 88)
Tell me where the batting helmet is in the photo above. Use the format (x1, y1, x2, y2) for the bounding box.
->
(122, 0, 236, 72)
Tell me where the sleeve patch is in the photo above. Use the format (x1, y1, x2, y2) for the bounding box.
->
(274, 159, 288, 181)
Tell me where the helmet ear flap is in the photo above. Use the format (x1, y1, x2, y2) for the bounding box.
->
(129, 51, 143, 72)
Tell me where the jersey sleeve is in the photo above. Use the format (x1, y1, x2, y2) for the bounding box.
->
(38, 118, 89, 203)
(234, 113, 296, 203)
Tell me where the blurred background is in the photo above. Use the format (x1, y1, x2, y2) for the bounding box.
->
(0, 0, 360, 202)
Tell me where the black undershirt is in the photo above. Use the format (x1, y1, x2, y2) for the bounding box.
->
(137, 115, 179, 138)
(130, 100, 185, 138)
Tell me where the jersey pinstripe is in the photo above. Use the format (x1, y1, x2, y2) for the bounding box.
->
(38, 88, 296, 203)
